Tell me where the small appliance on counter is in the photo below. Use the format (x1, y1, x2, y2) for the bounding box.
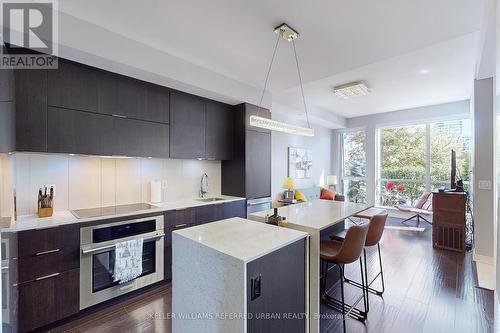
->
(37, 186, 54, 218)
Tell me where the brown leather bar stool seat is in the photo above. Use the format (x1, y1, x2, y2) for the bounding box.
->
(320, 222, 370, 333)
(332, 212, 388, 316)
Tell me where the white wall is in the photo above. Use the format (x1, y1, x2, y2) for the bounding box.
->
(270, 111, 333, 202)
(0, 153, 221, 217)
(334, 100, 471, 206)
(473, 78, 495, 260)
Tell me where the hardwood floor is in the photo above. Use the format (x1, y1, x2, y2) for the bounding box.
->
(320, 217, 494, 333)
(48, 217, 493, 333)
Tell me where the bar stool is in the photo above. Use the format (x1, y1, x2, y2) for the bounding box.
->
(332, 212, 388, 315)
(320, 222, 369, 333)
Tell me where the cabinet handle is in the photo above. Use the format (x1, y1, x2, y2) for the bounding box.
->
(35, 272, 60, 281)
(35, 248, 60, 256)
(112, 113, 127, 118)
(174, 224, 187, 229)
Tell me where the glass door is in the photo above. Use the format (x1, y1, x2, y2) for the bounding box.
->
(92, 241, 156, 293)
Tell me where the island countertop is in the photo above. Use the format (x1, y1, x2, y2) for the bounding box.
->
(173, 217, 308, 263)
(250, 199, 371, 230)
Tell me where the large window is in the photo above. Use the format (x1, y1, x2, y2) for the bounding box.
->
(379, 125, 426, 206)
(377, 119, 471, 207)
(341, 130, 367, 203)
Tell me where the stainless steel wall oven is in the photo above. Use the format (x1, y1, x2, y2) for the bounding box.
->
(80, 215, 164, 309)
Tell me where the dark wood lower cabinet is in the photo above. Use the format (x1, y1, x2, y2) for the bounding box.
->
(247, 239, 306, 333)
(18, 268, 79, 332)
(164, 200, 246, 281)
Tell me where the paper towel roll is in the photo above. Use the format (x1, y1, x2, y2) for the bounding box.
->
(150, 181, 162, 203)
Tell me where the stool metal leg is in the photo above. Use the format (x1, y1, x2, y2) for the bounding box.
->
(339, 264, 346, 333)
(321, 261, 368, 321)
(345, 244, 386, 296)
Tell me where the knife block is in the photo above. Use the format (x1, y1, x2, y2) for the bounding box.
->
(38, 207, 53, 218)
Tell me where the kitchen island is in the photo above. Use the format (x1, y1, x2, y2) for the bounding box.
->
(249, 199, 371, 333)
(172, 217, 309, 333)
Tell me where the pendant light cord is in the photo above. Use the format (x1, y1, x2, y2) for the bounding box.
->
(258, 33, 281, 112)
(292, 39, 311, 129)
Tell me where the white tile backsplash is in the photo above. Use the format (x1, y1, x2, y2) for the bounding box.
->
(1, 153, 222, 216)
(69, 156, 101, 210)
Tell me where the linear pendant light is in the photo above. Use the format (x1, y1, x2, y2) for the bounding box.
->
(249, 115, 314, 136)
(250, 23, 314, 137)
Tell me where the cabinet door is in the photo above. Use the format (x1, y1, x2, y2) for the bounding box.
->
(247, 239, 306, 333)
(164, 208, 197, 281)
(0, 101, 15, 153)
(18, 268, 79, 332)
(47, 107, 113, 155)
(111, 117, 169, 158)
(196, 204, 224, 225)
(169, 91, 206, 159)
(14, 69, 48, 152)
(47, 60, 99, 112)
(145, 83, 170, 123)
(245, 130, 271, 199)
(222, 200, 247, 219)
(0, 68, 14, 102)
(206, 101, 234, 160)
(98, 72, 147, 119)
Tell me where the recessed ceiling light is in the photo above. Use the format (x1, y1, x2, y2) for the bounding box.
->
(333, 81, 371, 99)
(419, 69, 430, 75)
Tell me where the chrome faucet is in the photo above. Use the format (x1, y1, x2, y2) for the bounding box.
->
(200, 173, 209, 198)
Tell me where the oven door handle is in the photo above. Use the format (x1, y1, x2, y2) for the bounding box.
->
(81, 233, 165, 255)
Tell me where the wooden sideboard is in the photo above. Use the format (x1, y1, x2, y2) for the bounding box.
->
(432, 191, 467, 253)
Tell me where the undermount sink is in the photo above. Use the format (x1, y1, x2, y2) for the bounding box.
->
(196, 197, 225, 202)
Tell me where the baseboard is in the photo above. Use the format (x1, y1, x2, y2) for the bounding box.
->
(473, 250, 494, 265)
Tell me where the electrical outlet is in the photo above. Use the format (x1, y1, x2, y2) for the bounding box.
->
(161, 180, 168, 189)
(478, 180, 492, 190)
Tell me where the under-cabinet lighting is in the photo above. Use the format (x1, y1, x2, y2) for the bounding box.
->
(99, 155, 133, 159)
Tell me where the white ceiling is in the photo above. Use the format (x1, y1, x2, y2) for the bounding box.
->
(57, 0, 485, 119)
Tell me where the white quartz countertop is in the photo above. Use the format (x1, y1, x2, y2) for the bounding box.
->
(173, 217, 308, 263)
(1, 196, 245, 232)
(250, 199, 371, 230)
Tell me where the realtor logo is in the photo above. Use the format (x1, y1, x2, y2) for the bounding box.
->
(0, 0, 58, 69)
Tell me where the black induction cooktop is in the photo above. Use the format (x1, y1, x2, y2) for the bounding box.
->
(71, 203, 156, 219)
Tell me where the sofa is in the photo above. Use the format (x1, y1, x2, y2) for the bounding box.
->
(296, 186, 344, 202)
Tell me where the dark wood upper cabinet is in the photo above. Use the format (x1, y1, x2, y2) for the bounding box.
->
(0, 68, 14, 102)
(47, 60, 99, 112)
(0, 69, 15, 153)
(206, 100, 234, 160)
(222, 104, 271, 199)
(145, 83, 170, 124)
(111, 117, 169, 158)
(169, 91, 206, 159)
(14, 69, 48, 152)
(47, 107, 113, 155)
(98, 72, 147, 120)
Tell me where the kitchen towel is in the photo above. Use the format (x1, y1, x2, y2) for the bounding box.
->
(113, 238, 144, 284)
